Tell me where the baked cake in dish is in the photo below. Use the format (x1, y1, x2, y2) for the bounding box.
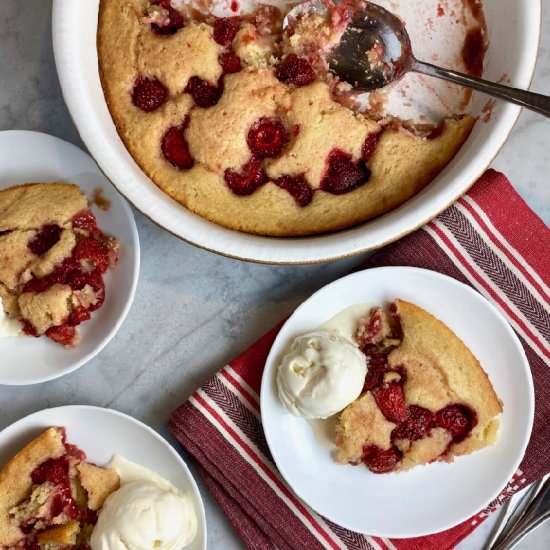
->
(334, 299, 503, 473)
(0, 183, 119, 348)
(97, 1, 476, 236)
(0, 426, 120, 549)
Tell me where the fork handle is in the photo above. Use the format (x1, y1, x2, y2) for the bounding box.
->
(411, 58, 550, 118)
(492, 509, 550, 550)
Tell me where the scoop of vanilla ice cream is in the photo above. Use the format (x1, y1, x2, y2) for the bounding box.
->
(91, 456, 197, 550)
(277, 331, 366, 419)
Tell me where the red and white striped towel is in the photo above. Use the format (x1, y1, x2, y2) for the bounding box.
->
(169, 170, 550, 550)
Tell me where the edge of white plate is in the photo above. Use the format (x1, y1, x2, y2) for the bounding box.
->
(260, 266, 535, 537)
(0, 405, 207, 550)
(0, 130, 140, 386)
(51, 0, 541, 264)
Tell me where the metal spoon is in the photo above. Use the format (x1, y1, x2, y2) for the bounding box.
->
(284, 1, 550, 118)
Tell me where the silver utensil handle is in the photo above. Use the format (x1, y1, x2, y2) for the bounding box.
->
(411, 59, 550, 118)
(493, 509, 550, 550)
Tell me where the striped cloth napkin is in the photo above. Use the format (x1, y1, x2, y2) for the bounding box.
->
(169, 169, 550, 550)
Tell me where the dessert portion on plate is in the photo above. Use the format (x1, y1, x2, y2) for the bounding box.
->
(0, 183, 119, 348)
(276, 299, 503, 473)
(96, 0, 483, 236)
(0, 426, 119, 549)
(0, 427, 197, 549)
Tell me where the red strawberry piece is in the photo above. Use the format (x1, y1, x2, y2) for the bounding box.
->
(361, 130, 382, 162)
(388, 301, 403, 336)
(275, 54, 315, 87)
(85, 270, 105, 311)
(27, 224, 62, 255)
(21, 277, 46, 294)
(71, 209, 98, 232)
(392, 405, 433, 442)
(21, 319, 39, 337)
(373, 381, 408, 423)
(46, 324, 77, 346)
(213, 18, 240, 47)
(224, 157, 266, 195)
(66, 268, 90, 291)
(362, 444, 402, 474)
(131, 76, 168, 112)
(150, 0, 185, 35)
(73, 238, 109, 274)
(434, 404, 476, 442)
(161, 126, 194, 169)
(219, 52, 242, 74)
(246, 117, 289, 158)
(184, 76, 222, 108)
(31, 456, 69, 485)
(273, 174, 313, 207)
(64, 443, 86, 461)
(362, 354, 386, 392)
(68, 308, 92, 327)
(356, 308, 385, 347)
(20, 520, 38, 535)
(50, 484, 81, 520)
(320, 149, 370, 194)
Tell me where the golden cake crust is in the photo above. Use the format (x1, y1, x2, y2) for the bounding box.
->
(97, 0, 475, 236)
(77, 463, 120, 511)
(0, 183, 87, 232)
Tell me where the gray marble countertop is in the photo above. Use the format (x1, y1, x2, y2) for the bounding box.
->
(0, 1, 548, 548)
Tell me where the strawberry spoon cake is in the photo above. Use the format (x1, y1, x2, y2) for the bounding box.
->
(97, 1, 482, 236)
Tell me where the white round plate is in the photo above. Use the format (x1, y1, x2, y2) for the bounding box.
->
(52, 0, 540, 264)
(0, 406, 207, 550)
(0, 131, 140, 385)
(260, 267, 534, 537)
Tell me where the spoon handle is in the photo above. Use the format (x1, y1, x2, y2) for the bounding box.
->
(411, 59, 550, 118)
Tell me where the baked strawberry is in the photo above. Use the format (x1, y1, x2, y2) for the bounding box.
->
(161, 126, 194, 169)
(224, 158, 266, 195)
(392, 405, 433, 442)
(73, 238, 109, 274)
(213, 18, 240, 46)
(362, 445, 402, 474)
(373, 381, 408, 423)
(434, 405, 476, 442)
(31, 456, 69, 485)
(184, 76, 222, 108)
(131, 77, 168, 112)
(275, 54, 315, 87)
(356, 307, 385, 347)
(71, 210, 98, 232)
(150, 0, 185, 35)
(247, 117, 289, 158)
(219, 52, 242, 74)
(273, 175, 313, 207)
(28, 225, 62, 255)
(361, 355, 387, 392)
(320, 149, 370, 194)
(68, 308, 92, 327)
(45, 325, 77, 346)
